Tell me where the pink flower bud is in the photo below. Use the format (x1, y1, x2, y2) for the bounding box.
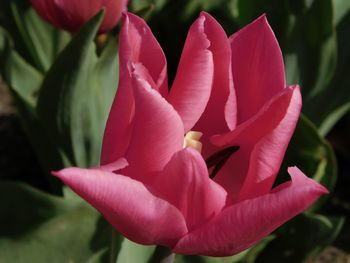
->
(31, 0, 128, 33)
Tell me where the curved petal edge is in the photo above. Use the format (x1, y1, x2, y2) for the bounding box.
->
(173, 166, 327, 256)
(53, 167, 188, 247)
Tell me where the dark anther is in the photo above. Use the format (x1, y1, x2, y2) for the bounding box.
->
(205, 145, 240, 179)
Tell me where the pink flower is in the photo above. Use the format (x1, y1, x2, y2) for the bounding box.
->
(53, 12, 328, 256)
(31, 0, 128, 33)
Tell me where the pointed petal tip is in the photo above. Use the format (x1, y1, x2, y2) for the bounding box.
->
(122, 11, 133, 22)
(199, 11, 210, 19)
(288, 166, 329, 195)
(252, 13, 272, 36)
(199, 11, 206, 17)
(195, 14, 207, 32)
(260, 13, 267, 19)
(124, 11, 145, 22)
(254, 13, 268, 25)
(199, 11, 225, 32)
(125, 11, 134, 18)
(173, 165, 328, 256)
(52, 167, 96, 185)
(52, 167, 188, 246)
(289, 84, 302, 106)
(120, 12, 129, 27)
(51, 167, 76, 181)
(168, 12, 214, 132)
(51, 170, 61, 177)
(122, 11, 141, 24)
(287, 84, 301, 93)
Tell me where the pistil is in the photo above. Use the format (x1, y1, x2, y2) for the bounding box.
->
(183, 131, 203, 152)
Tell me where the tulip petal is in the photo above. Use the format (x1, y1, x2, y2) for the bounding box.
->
(167, 14, 214, 132)
(150, 148, 227, 231)
(211, 86, 301, 199)
(230, 15, 286, 123)
(53, 167, 187, 247)
(55, 0, 100, 29)
(99, 0, 128, 33)
(32, 0, 127, 33)
(122, 13, 168, 94)
(53, 0, 125, 33)
(193, 12, 237, 158)
(98, 158, 128, 172)
(123, 72, 184, 179)
(101, 12, 168, 164)
(173, 167, 327, 256)
(101, 15, 135, 164)
(31, 0, 62, 28)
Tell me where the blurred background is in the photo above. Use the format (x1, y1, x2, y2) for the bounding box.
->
(0, 0, 350, 262)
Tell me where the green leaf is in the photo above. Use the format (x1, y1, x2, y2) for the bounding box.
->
(74, 37, 118, 166)
(319, 101, 350, 136)
(117, 239, 155, 263)
(0, 26, 62, 193)
(8, 0, 70, 72)
(303, 8, 350, 132)
(285, 0, 337, 100)
(0, 182, 111, 263)
(6, 52, 41, 103)
(134, 5, 156, 20)
(130, 0, 167, 13)
(4, 50, 42, 107)
(86, 248, 109, 263)
(36, 10, 105, 166)
(0, 26, 42, 106)
(255, 213, 344, 263)
(333, 0, 350, 24)
(237, 236, 275, 263)
(279, 114, 337, 211)
(37, 10, 118, 168)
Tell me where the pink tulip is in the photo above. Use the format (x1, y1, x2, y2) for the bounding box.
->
(31, 0, 128, 33)
(53, 12, 328, 256)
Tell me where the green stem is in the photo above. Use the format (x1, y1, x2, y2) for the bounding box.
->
(109, 227, 119, 263)
(148, 246, 175, 263)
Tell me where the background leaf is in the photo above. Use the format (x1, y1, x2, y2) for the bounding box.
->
(73, 37, 118, 166)
(36, 10, 104, 166)
(0, 182, 111, 263)
(285, 0, 337, 100)
(304, 6, 350, 133)
(0, 26, 63, 193)
(0, 25, 42, 107)
(278, 114, 337, 211)
(117, 239, 155, 263)
(255, 213, 344, 263)
(1, 0, 70, 72)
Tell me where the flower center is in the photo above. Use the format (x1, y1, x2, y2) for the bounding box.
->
(183, 131, 203, 152)
(183, 131, 240, 179)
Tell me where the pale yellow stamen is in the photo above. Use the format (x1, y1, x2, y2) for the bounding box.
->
(183, 131, 203, 153)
